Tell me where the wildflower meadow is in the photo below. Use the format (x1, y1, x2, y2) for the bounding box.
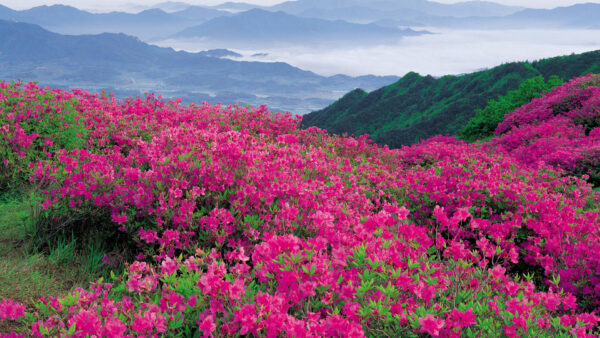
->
(1, 75, 600, 337)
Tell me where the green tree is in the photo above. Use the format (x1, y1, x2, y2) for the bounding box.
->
(460, 75, 563, 142)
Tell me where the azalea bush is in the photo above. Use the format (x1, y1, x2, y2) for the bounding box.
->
(0, 81, 87, 192)
(1, 79, 600, 336)
(493, 74, 600, 186)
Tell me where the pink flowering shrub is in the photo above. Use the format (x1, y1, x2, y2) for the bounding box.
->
(0, 81, 87, 191)
(1, 80, 600, 336)
(494, 74, 600, 185)
(0, 299, 26, 322)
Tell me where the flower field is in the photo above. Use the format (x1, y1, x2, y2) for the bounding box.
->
(1, 75, 600, 337)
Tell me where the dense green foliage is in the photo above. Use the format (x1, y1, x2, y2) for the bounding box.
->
(302, 50, 600, 147)
(460, 75, 563, 142)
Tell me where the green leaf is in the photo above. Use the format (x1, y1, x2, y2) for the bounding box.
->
(170, 318, 184, 329)
(68, 323, 77, 335)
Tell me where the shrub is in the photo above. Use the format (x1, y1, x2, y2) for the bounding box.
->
(492, 74, 600, 186)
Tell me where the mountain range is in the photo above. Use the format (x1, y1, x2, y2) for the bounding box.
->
(174, 9, 425, 47)
(206, 0, 523, 18)
(0, 4, 227, 40)
(188, 0, 530, 31)
(0, 19, 398, 114)
(302, 50, 600, 147)
(129, 1, 193, 13)
(393, 3, 600, 29)
(209, 1, 600, 30)
(0, 1, 597, 46)
(269, 0, 523, 18)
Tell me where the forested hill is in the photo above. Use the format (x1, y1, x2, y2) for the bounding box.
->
(301, 50, 600, 147)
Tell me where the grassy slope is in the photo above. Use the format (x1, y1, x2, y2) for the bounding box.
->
(0, 192, 108, 332)
(302, 50, 600, 148)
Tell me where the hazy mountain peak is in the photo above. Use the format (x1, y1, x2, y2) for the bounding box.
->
(173, 7, 427, 47)
(269, 0, 522, 19)
(153, 1, 191, 11)
(26, 4, 85, 12)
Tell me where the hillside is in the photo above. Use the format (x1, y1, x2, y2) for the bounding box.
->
(2, 76, 600, 336)
(302, 50, 600, 147)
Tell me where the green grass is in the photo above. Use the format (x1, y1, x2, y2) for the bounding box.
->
(0, 192, 110, 332)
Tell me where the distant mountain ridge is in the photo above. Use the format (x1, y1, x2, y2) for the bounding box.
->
(173, 8, 426, 46)
(0, 19, 398, 114)
(133, 1, 192, 13)
(0, 4, 228, 40)
(302, 50, 600, 147)
(269, 0, 523, 18)
(1, 1, 596, 45)
(204, 0, 598, 29)
(204, 0, 523, 24)
(407, 3, 600, 29)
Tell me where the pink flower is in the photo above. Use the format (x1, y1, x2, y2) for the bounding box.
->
(419, 314, 445, 337)
(67, 309, 102, 337)
(234, 304, 257, 335)
(0, 333, 26, 338)
(446, 308, 477, 328)
(503, 324, 519, 338)
(139, 227, 159, 243)
(198, 314, 217, 336)
(229, 278, 246, 301)
(132, 310, 166, 334)
(160, 290, 186, 313)
(469, 278, 479, 290)
(504, 281, 520, 296)
(111, 213, 127, 225)
(188, 295, 198, 307)
(0, 299, 26, 321)
(160, 256, 180, 276)
(562, 294, 578, 311)
(30, 320, 44, 337)
(126, 274, 141, 292)
(101, 317, 127, 337)
(489, 265, 506, 281)
(41, 199, 52, 210)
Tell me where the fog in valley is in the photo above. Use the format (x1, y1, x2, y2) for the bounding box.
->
(157, 28, 600, 77)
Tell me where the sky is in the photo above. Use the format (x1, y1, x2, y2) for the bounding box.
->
(2, 0, 600, 11)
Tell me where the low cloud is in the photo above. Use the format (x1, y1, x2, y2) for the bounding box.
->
(158, 28, 600, 77)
